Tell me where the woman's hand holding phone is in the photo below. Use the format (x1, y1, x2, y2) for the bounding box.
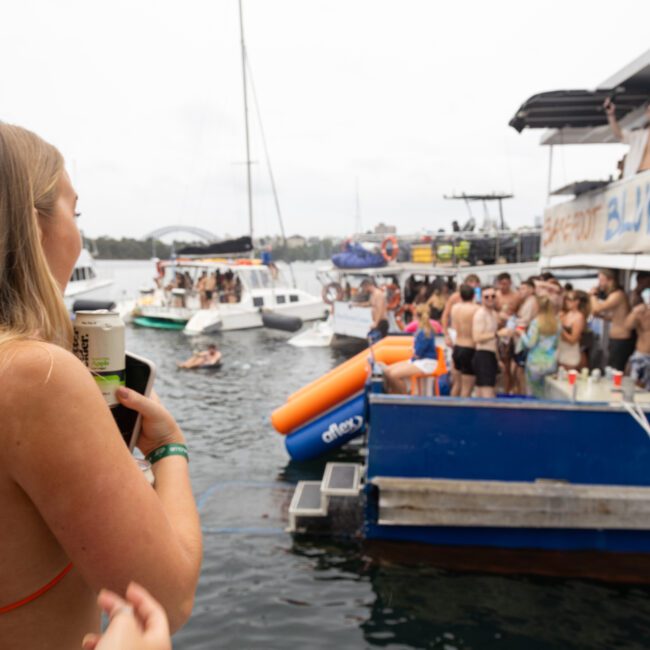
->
(115, 388, 186, 457)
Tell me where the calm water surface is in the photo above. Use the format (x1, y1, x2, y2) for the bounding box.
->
(98, 260, 650, 649)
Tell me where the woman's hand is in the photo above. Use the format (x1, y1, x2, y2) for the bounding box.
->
(115, 388, 186, 457)
(82, 583, 171, 650)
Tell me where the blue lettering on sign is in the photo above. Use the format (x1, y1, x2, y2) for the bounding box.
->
(605, 196, 620, 241)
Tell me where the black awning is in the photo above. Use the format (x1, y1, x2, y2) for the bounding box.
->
(176, 235, 253, 256)
(509, 88, 649, 133)
(550, 180, 612, 196)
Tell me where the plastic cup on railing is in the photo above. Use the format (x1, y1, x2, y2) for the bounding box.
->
(567, 369, 578, 386)
(613, 370, 623, 388)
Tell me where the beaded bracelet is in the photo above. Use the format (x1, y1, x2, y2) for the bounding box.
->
(145, 443, 189, 465)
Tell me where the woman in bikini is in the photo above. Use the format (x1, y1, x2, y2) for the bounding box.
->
(0, 124, 202, 649)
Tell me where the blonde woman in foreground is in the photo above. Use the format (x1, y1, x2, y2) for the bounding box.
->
(0, 124, 202, 649)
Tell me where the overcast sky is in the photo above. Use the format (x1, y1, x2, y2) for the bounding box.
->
(1, 0, 648, 241)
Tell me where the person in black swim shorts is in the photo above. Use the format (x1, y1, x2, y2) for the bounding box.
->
(472, 288, 499, 398)
(450, 284, 479, 397)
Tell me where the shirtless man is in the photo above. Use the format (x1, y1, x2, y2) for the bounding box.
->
(450, 284, 479, 397)
(359, 278, 389, 343)
(495, 272, 521, 393)
(604, 99, 650, 178)
(472, 287, 499, 398)
(590, 269, 633, 371)
(442, 273, 480, 346)
(204, 271, 217, 307)
(196, 271, 208, 309)
(625, 290, 650, 389)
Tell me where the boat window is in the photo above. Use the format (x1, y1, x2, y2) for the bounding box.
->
(289, 295, 299, 303)
(257, 270, 271, 288)
(82, 267, 89, 280)
(248, 271, 260, 289)
(253, 297, 264, 307)
(88, 267, 96, 279)
(276, 295, 286, 304)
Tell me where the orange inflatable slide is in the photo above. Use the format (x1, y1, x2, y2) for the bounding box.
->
(272, 336, 413, 435)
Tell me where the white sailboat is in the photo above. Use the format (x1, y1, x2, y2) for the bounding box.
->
(132, 1, 326, 334)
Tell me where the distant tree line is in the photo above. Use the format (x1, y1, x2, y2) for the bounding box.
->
(86, 236, 339, 262)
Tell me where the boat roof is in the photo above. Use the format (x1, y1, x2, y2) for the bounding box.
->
(509, 48, 650, 145)
(162, 258, 268, 272)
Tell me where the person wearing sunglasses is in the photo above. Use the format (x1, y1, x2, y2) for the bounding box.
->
(472, 288, 499, 398)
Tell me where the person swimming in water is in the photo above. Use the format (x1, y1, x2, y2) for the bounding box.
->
(177, 344, 222, 369)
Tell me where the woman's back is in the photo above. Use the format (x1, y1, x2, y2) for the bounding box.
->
(0, 343, 100, 649)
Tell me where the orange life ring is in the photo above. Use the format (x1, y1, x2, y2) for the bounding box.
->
(381, 235, 399, 262)
(383, 283, 401, 310)
(394, 303, 414, 330)
(155, 260, 164, 278)
(322, 282, 344, 305)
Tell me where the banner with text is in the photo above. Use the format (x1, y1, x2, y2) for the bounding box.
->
(543, 171, 650, 257)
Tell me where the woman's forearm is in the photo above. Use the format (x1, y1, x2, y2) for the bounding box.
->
(151, 457, 202, 630)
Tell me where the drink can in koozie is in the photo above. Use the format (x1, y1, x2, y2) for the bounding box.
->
(73, 310, 126, 407)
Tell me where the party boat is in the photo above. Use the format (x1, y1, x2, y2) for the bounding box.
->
(272, 49, 650, 581)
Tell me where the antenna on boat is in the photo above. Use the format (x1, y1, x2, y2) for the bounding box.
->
(238, 0, 254, 243)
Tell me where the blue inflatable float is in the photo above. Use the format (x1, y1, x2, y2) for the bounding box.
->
(284, 392, 366, 461)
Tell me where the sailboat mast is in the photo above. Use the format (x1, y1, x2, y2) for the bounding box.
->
(238, 0, 253, 242)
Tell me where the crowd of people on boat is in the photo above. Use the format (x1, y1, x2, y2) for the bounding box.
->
(375, 268, 650, 398)
(161, 269, 242, 308)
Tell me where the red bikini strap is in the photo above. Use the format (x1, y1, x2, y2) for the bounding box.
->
(0, 563, 73, 614)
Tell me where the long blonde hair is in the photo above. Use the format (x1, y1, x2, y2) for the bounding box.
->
(536, 296, 558, 336)
(415, 304, 432, 337)
(0, 124, 72, 349)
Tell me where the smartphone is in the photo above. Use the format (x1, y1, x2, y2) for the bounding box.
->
(112, 351, 156, 450)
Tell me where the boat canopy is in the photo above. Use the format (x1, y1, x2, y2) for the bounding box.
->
(176, 236, 253, 256)
(509, 48, 650, 144)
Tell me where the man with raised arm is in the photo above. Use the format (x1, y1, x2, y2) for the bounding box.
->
(604, 98, 650, 178)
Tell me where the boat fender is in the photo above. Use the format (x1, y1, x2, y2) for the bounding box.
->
(261, 312, 303, 333)
(381, 235, 399, 262)
(383, 283, 401, 310)
(322, 282, 344, 306)
(72, 299, 117, 313)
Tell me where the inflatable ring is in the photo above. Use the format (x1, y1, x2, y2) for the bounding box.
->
(381, 235, 399, 262)
(155, 260, 165, 278)
(394, 303, 414, 330)
(384, 283, 401, 310)
(322, 282, 344, 305)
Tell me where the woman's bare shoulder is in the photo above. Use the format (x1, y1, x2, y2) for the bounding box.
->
(0, 340, 92, 410)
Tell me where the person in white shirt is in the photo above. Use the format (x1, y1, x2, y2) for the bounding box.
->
(604, 98, 650, 178)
